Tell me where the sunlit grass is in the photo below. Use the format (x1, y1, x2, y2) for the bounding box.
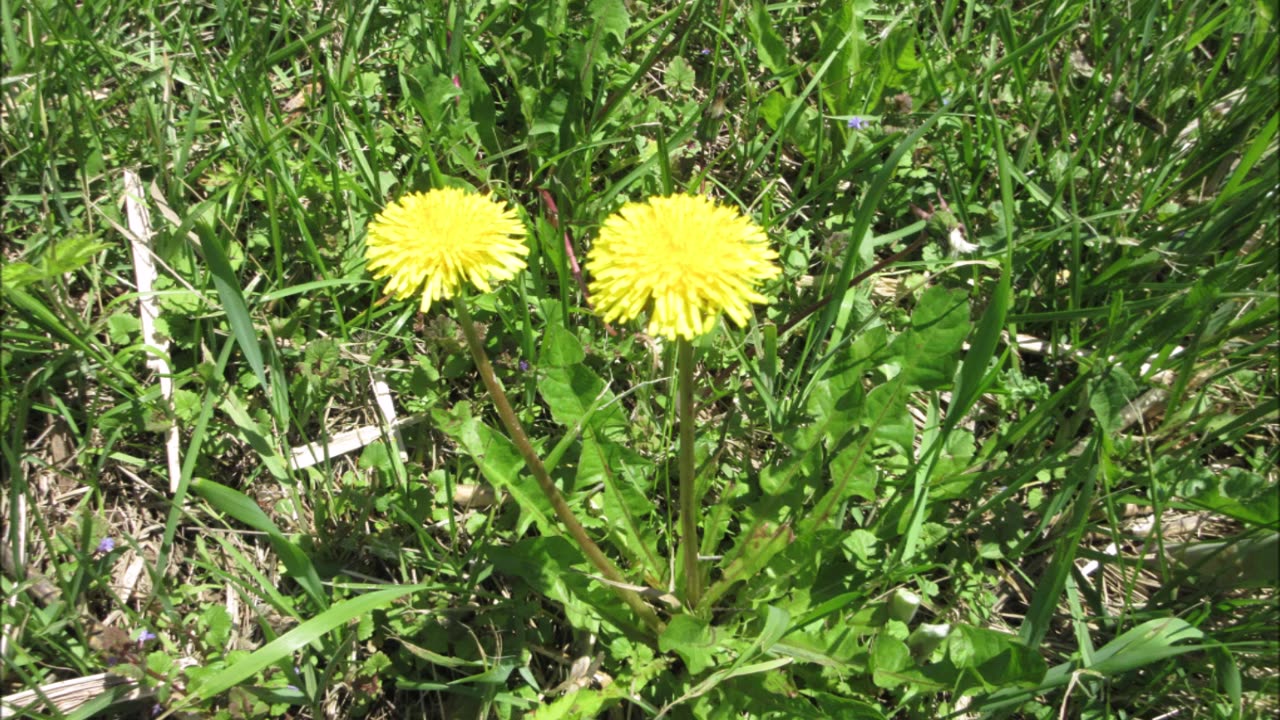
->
(2, 1, 1276, 718)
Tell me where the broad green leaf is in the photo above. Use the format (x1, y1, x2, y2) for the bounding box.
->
(865, 379, 913, 459)
(944, 624, 1045, 694)
(1173, 462, 1278, 528)
(869, 634, 910, 688)
(827, 440, 877, 503)
(813, 0, 861, 111)
(434, 403, 555, 535)
(746, 0, 789, 75)
(796, 691, 886, 720)
(461, 62, 499, 156)
(106, 313, 140, 345)
(664, 56, 695, 91)
(702, 521, 793, 608)
(530, 87, 570, 137)
(529, 685, 616, 720)
(538, 323, 587, 367)
(487, 537, 620, 632)
(589, 0, 629, 46)
(759, 90, 790, 130)
(897, 286, 971, 391)
(1, 235, 108, 291)
(659, 614, 718, 674)
(804, 365, 867, 449)
(758, 445, 820, 496)
(539, 365, 626, 435)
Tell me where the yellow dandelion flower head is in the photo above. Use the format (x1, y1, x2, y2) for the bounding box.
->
(364, 188, 528, 312)
(586, 194, 780, 341)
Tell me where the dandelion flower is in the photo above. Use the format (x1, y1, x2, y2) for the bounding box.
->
(365, 188, 528, 312)
(587, 194, 779, 341)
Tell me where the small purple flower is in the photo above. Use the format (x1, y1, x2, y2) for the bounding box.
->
(847, 116, 866, 130)
(942, 95, 951, 107)
(96, 538, 115, 554)
(700, 48, 711, 55)
(518, 359, 530, 372)
(136, 629, 156, 644)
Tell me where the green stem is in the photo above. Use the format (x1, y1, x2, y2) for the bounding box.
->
(452, 297, 665, 635)
(678, 338, 702, 609)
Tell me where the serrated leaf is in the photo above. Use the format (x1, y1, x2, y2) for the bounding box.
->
(746, 0, 789, 75)
(896, 286, 971, 390)
(659, 614, 717, 674)
(434, 403, 555, 535)
(487, 536, 616, 631)
(702, 520, 793, 607)
(828, 441, 877, 502)
(664, 56, 695, 91)
(945, 624, 1044, 692)
(106, 313, 140, 345)
(804, 368, 866, 449)
(589, 0, 629, 45)
(580, 437, 661, 575)
(865, 378, 912, 458)
(302, 338, 340, 376)
(201, 605, 233, 649)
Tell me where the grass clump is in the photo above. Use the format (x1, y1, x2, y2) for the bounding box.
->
(2, 1, 1276, 718)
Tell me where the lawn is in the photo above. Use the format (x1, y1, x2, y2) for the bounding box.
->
(1, 1, 1277, 718)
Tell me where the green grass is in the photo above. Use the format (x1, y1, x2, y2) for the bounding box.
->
(2, 0, 1276, 718)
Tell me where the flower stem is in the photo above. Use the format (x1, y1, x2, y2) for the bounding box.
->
(677, 338, 702, 609)
(452, 298, 665, 635)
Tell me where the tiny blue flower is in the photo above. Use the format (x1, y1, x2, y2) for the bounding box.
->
(847, 116, 866, 130)
(518, 359, 530, 372)
(942, 96, 951, 107)
(700, 48, 711, 55)
(136, 629, 156, 644)
(96, 538, 115, 554)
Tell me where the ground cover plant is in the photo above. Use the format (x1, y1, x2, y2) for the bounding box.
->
(2, 0, 1277, 718)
